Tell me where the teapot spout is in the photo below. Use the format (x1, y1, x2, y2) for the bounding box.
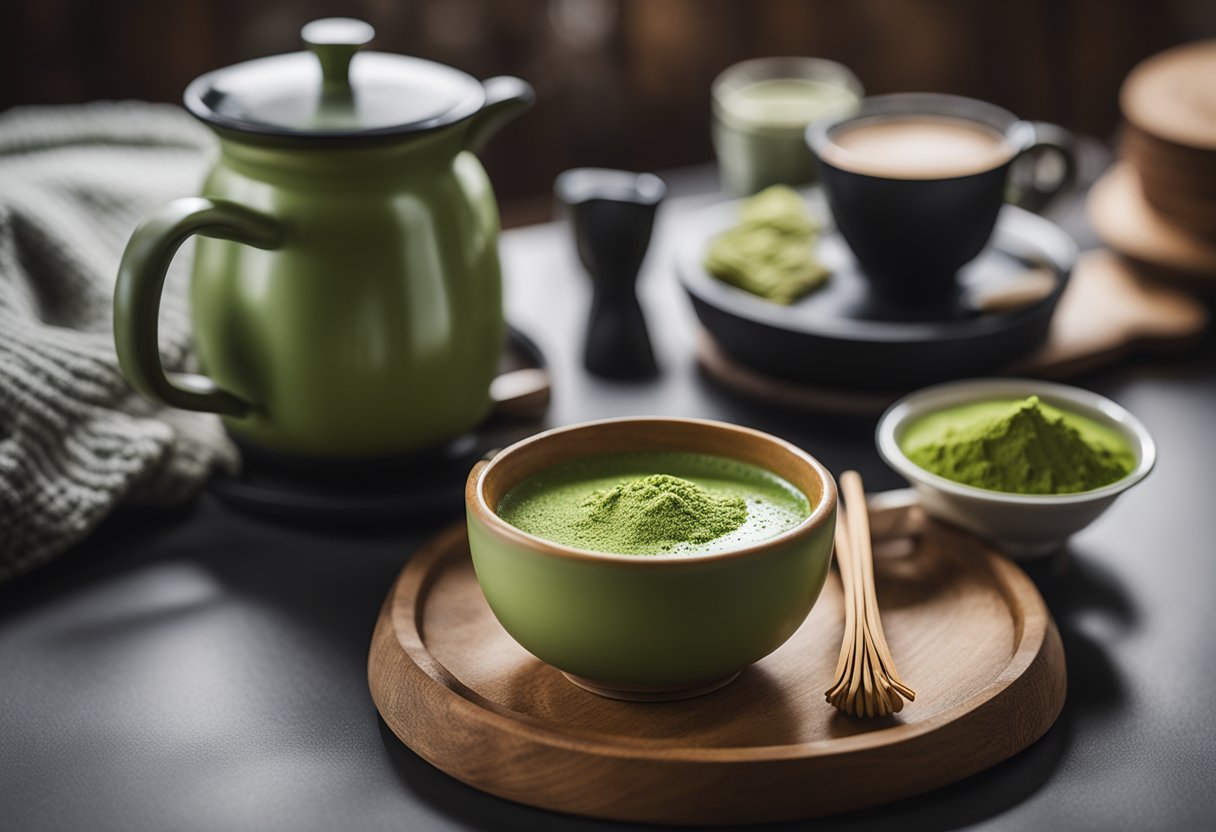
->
(466, 76, 534, 153)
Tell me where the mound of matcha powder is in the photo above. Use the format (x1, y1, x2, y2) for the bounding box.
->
(704, 185, 829, 304)
(906, 396, 1133, 495)
(571, 474, 748, 554)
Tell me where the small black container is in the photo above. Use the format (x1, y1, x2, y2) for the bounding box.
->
(555, 168, 666, 380)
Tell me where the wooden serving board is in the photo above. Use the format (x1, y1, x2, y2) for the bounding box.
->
(1088, 164, 1216, 282)
(698, 249, 1209, 416)
(368, 498, 1066, 825)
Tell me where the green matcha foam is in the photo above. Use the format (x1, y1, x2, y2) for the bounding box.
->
(496, 452, 809, 555)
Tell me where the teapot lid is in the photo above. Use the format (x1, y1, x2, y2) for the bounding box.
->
(183, 18, 485, 140)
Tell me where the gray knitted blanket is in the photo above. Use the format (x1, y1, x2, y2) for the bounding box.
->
(0, 102, 238, 581)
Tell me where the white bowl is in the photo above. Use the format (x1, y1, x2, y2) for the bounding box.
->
(876, 378, 1156, 558)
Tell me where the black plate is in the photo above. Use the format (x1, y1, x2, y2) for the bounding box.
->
(207, 326, 548, 527)
(677, 190, 1077, 390)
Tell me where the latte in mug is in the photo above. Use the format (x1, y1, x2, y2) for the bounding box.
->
(818, 116, 1016, 179)
(807, 93, 1076, 298)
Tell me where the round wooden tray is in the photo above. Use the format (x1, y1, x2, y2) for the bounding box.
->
(1089, 163, 1216, 281)
(368, 497, 1067, 825)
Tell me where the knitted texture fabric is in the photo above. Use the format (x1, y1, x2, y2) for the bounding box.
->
(0, 102, 238, 581)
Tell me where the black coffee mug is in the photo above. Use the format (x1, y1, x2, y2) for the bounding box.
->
(807, 93, 1075, 301)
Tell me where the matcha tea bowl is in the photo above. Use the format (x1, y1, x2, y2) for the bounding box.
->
(877, 378, 1155, 558)
(465, 417, 837, 701)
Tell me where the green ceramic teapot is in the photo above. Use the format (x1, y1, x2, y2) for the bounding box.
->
(114, 18, 533, 458)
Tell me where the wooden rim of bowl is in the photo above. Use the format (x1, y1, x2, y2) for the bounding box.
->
(466, 416, 837, 566)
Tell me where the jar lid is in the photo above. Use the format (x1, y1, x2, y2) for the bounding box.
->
(183, 18, 485, 140)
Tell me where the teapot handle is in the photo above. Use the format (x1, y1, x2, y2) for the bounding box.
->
(114, 197, 284, 416)
(466, 76, 535, 153)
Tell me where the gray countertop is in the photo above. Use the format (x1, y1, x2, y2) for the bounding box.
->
(2, 171, 1215, 831)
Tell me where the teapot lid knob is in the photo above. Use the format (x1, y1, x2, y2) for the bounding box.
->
(301, 18, 375, 96)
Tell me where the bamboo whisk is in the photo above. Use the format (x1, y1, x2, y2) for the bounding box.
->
(826, 471, 916, 718)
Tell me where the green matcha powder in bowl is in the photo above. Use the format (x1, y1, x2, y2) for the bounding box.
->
(465, 417, 838, 700)
(557, 474, 748, 554)
(877, 379, 1156, 558)
(904, 395, 1134, 495)
(494, 453, 811, 556)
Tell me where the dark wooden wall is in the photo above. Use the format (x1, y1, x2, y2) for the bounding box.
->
(4, 0, 1213, 220)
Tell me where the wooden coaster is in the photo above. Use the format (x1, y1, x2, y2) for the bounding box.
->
(1089, 163, 1216, 280)
(1122, 125, 1216, 236)
(368, 499, 1066, 825)
(1118, 42, 1216, 237)
(697, 249, 1208, 416)
(1121, 40, 1216, 152)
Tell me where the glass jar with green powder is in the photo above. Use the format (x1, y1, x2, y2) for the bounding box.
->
(712, 57, 863, 196)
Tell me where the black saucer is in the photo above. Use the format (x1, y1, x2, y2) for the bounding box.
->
(677, 189, 1077, 390)
(207, 326, 549, 526)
